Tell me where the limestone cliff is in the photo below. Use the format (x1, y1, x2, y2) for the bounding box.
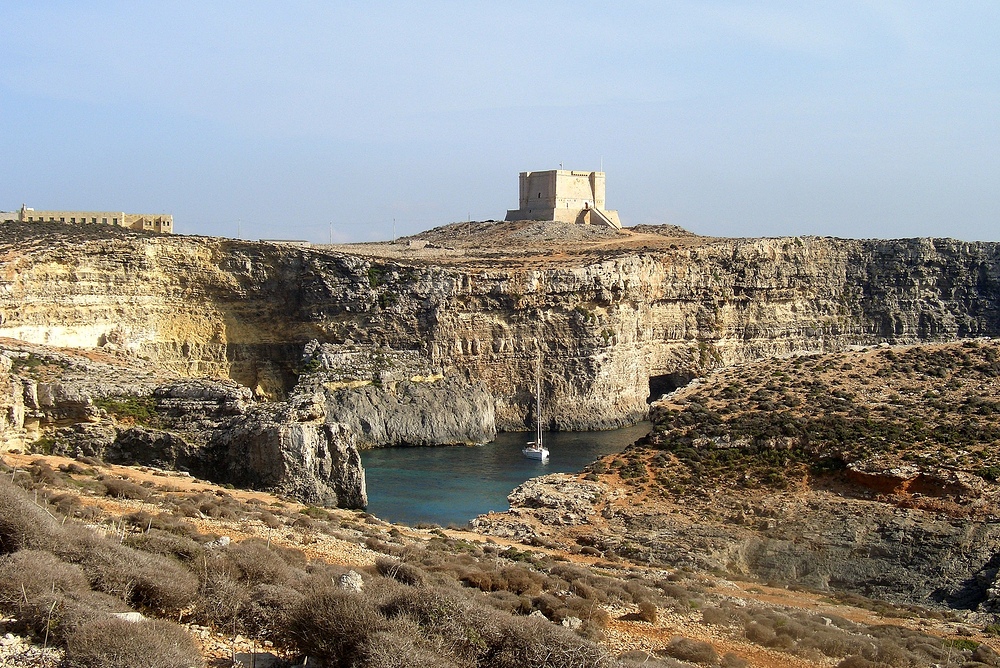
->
(1, 223, 997, 433)
(0, 341, 367, 508)
(291, 341, 496, 448)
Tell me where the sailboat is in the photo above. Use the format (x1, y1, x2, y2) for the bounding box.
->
(522, 371, 549, 461)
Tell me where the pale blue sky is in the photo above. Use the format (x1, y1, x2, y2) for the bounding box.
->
(1, 2, 997, 242)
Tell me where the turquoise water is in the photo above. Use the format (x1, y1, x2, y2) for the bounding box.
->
(361, 423, 650, 527)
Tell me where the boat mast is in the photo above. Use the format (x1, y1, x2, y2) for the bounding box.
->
(536, 354, 543, 446)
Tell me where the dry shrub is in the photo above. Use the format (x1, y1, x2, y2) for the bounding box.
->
(662, 637, 719, 665)
(61, 535, 198, 613)
(499, 565, 545, 595)
(51, 492, 83, 516)
(256, 510, 283, 529)
(974, 645, 1000, 667)
(192, 492, 242, 519)
(797, 627, 868, 659)
(375, 557, 426, 586)
(100, 477, 150, 500)
(174, 502, 200, 518)
(484, 590, 531, 615)
(721, 652, 749, 668)
(638, 600, 658, 623)
(459, 567, 497, 591)
(239, 583, 304, 639)
(530, 592, 563, 620)
(124, 529, 204, 563)
(624, 579, 660, 604)
(273, 543, 308, 568)
(549, 564, 591, 581)
(224, 538, 296, 586)
(0, 549, 90, 603)
(196, 564, 251, 629)
(701, 605, 731, 626)
(836, 657, 876, 668)
(287, 589, 388, 668)
(0, 549, 93, 637)
(144, 512, 201, 539)
(486, 614, 615, 668)
(382, 586, 507, 663)
(354, 629, 459, 668)
(570, 579, 601, 601)
(0, 477, 66, 554)
(59, 462, 94, 475)
(192, 545, 308, 635)
(658, 582, 691, 601)
(64, 617, 203, 668)
(619, 651, 689, 668)
(561, 595, 611, 628)
(26, 461, 65, 487)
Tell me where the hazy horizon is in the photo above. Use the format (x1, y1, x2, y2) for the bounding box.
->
(2, 3, 997, 243)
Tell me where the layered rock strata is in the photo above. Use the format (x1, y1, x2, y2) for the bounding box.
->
(0, 342, 367, 508)
(0, 223, 998, 431)
(292, 341, 496, 448)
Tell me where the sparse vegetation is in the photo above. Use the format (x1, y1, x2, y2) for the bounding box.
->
(2, 450, 997, 667)
(629, 341, 1000, 493)
(93, 396, 161, 427)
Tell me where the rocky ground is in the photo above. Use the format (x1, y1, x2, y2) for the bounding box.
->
(475, 340, 1000, 618)
(326, 219, 707, 267)
(5, 446, 1000, 668)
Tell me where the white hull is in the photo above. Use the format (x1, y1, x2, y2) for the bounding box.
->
(522, 446, 549, 461)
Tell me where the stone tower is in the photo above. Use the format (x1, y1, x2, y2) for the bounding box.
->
(505, 169, 621, 229)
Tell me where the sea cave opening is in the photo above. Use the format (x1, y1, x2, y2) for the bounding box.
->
(647, 372, 696, 404)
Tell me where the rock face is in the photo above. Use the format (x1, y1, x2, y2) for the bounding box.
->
(0, 341, 367, 508)
(474, 473, 1000, 610)
(1, 224, 997, 431)
(208, 412, 367, 508)
(0, 355, 27, 450)
(293, 341, 496, 448)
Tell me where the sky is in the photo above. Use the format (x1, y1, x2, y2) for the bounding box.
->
(1, 2, 997, 243)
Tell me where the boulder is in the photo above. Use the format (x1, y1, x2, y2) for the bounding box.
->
(338, 570, 364, 592)
(210, 409, 367, 509)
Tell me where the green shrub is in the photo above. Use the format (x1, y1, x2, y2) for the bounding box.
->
(92, 396, 160, 428)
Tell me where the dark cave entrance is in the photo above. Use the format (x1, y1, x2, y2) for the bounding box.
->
(647, 372, 696, 404)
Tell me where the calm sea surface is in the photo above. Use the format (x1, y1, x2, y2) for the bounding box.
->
(361, 423, 651, 527)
